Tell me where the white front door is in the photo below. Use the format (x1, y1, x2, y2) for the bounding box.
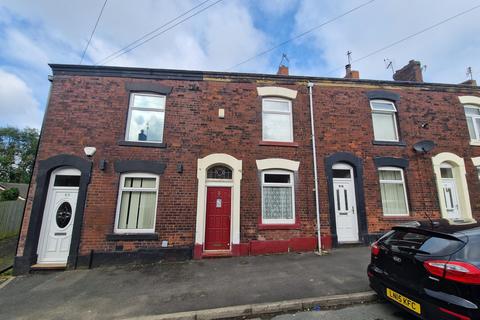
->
(442, 179, 460, 219)
(37, 169, 80, 264)
(333, 179, 359, 243)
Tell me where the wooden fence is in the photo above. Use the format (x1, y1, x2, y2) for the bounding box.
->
(0, 200, 25, 239)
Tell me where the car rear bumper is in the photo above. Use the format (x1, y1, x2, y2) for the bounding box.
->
(368, 264, 478, 320)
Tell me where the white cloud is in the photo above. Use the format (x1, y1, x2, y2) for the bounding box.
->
(2, 28, 49, 68)
(292, 0, 480, 83)
(0, 0, 271, 128)
(0, 69, 43, 129)
(1, 0, 270, 71)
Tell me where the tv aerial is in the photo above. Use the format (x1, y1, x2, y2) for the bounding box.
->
(384, 58, 395, 74)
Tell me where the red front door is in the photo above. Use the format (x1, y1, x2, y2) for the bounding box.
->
(205, 187, 231, 250)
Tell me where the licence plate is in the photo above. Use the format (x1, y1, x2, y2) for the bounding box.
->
(386, 288, 421, 314)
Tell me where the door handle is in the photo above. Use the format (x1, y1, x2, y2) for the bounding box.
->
(352, 206, 355, 214)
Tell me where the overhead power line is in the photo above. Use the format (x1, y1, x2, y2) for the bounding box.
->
(326, 3, 480, 76)
(97, 0, 224, 65)
(225, 0, 376, 72)
(95, 0, 211, 65)
(80, 0, 108, 64)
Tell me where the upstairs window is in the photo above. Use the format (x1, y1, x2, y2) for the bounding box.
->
(464, 105, 480, 142)
(261, 170, 295, 224)
(126, 93, 166, 143)
(370, 100, 399, 142)
(115, 173, 159, 233)
(378, 167, 409, 216)
(262, 98, 293, 142)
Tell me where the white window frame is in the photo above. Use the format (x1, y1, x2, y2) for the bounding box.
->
(262, 97, 294, 142)
(125, 93, 166, 143)
(370, 99, 399, 142)
(378, 166, 409, 216)
(114, 172, 159, 234)
(261, 169, 295, 224)
(463, 104, 480, 143)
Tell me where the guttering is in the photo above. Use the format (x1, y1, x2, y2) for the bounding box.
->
(49, 64, 480, 90)
(308, 82, 322, 254)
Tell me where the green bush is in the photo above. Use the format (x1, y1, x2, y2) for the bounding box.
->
(0, 188, 19, 201)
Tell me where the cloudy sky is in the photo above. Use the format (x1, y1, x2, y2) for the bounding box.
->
(1, 0, 480, 129)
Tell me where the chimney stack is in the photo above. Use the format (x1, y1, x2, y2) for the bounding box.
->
(344, 64, 360, 79)
(393, 60, 423, 82)
(460, 79, 477, 86)
(277, 65, 289, 76)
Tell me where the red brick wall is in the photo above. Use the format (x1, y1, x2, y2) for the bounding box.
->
(17, 73, 480, 258)
(311, 84, 480, 235)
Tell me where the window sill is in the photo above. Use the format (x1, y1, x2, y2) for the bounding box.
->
(106, 233, 159, 241)
(372, 140, 406, 147)
(381, 216, 414, 221)
(118, 140, 167, 148)
(258, 222, 300, 230)
(469, 140, 480, 146)
(259, 141, 299, 147)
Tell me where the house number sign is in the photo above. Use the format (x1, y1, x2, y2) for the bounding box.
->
(216, 198, 222, 208)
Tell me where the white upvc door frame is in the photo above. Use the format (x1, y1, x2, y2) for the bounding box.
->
(37, 167, 80, 264)
(332, 164, 359, 243)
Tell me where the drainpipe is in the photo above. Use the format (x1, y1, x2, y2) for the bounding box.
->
(308, 82, 322, 254)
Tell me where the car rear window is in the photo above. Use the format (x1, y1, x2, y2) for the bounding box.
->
(384, 230, 465, 256)
(453, 235, 480, 268)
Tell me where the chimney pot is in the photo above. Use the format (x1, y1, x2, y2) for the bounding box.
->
(393, 60, 423, 82)
(277, 65, 289, 76)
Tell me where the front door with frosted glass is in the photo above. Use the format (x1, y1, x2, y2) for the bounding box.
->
(37, 169, 80, 265)
(333, 179, 359, 243)
(442, 179, 460, 219)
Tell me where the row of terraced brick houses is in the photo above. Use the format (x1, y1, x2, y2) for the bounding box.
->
(13, 59, 480, 274)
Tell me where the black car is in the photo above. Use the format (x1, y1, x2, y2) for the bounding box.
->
(368, 219, 480, 320)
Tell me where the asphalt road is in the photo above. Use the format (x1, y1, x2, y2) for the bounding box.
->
(0, 247, 371, 319)
(270, 302, 411, 320)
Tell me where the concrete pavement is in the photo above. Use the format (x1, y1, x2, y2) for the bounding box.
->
(0, 246, 371, 319)
(270, 302, 410, 320)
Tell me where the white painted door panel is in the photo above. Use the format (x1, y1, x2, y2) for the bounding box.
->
(333, 180, 359, 243)
(37, 188, 78, 264)
(442, 179, 460, 219)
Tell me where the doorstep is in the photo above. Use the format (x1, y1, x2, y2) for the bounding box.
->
(30, 263, 67, 270)
(201, 250, 233, 258)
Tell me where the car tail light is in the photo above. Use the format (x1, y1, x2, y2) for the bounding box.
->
(438, 307, 471, 320)
(424, 260, 480, 284)
(371, 242, 380, 256)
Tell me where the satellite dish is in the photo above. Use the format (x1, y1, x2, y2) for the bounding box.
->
(413, 140, 435, 153)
